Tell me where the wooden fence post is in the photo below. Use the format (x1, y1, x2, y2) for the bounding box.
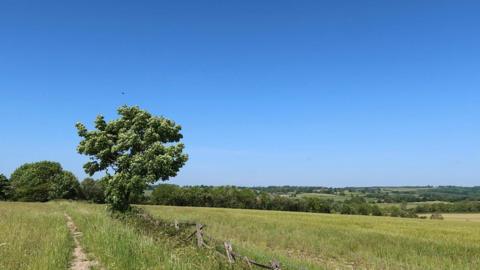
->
(195, 223, 204, 248)
(271, 260, 281, 270)
(174, 220, 179, 230)
(224, 241, 234, 264)
(243, 256, 253, 269)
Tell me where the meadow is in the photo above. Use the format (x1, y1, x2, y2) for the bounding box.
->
(419, 213, 480, 222)
(0, 202, 71, 270)
(145, 205, 480, 269)
(1, 201, 480, 269)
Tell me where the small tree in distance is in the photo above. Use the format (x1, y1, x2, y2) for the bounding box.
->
(76, 105, 188, 212)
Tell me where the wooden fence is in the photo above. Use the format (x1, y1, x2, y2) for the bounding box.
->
(177, 221, 282, 270)
(132, 210, 283, 269)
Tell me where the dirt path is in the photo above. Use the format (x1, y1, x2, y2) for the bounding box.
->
(65, 213, 102, 270)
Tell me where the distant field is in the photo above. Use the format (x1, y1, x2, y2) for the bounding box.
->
(296, 192, 347, 201)
(2, 201, 480, 269)
(377, 201, 450, 209)
(419, 213, 480, 222)
(380, 187, 432, 192)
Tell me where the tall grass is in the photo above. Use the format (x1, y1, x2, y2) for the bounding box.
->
(2, 201, 479, 270)
(0, 202, 72, 270)
(62, 202, 231, 270)
(144, 205, 480, 270)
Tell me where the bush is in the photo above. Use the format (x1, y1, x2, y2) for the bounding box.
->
(430, 213, 444, 220)
(10, 161, 82, 201)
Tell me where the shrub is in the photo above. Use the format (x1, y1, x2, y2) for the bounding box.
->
(430, 213, 444, 220)
(10, 161, 82, 201)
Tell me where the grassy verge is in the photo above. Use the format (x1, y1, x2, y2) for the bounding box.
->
(62, 202, 231, 270)
(0, 202, 72, 270)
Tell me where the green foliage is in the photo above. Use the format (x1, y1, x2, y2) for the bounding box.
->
(150, 184, 181, 205)
(9, 161, 82, 201)
(0, 174, 11, 200)
(76, 105, 188, 212)
(413, 201, 480, 213)
(81, 177, 106, 203)
(148, 185, 394, 217)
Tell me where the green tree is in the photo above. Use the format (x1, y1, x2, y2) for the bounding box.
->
(0, 174, 10, 200)
(151, 184, 181, 205)
(10, 161, 81, 201)
(50, 171, 83, 200)
(76, 106, 188, 212)
(81, 177, 106, 203)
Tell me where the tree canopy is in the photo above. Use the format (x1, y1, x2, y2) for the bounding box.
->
(76, 105, 188, 211)
(9, 161, 82, 201)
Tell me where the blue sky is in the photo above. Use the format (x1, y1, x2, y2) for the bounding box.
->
(1, 1, 479, 186)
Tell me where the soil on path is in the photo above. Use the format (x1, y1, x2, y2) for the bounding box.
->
(65, 213, 103, 270)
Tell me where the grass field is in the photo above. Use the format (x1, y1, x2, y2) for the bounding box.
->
(419, 213, 480, 222)
(296, 193, 347, 201)
(145, 205, 480, 270)
(1, 201, 480, 269)
(377, 201, 450, 209)
(0, 202, 72, 270)
(441, 213, 480, 222)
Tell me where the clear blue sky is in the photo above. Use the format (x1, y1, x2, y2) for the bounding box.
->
(1, 1, 479, 186)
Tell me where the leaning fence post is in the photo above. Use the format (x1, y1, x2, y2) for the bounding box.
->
(243, 256, 253, 269)
(195, 223, 204, 248)
(224, 241, 234, 264)
(271, 260, 281, 270)
(174, 220, 179, 230)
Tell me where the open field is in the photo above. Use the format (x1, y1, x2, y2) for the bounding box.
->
(296, 193, 347, 201)
(0, 202, 72, 270)
(2, 201, 480, 270)
(418, 213, 480, 222)
(144, 205, 480, 270)
(441, 213, 480, 222)
(377, 201, 450, 209)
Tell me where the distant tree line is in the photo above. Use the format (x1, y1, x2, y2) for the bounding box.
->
(2, 162, 480, 219)
(250, 185, 480, 203)
(148, 185, 418, 218)
(412, 201, 480, 213)
(365, 187, 480, 203)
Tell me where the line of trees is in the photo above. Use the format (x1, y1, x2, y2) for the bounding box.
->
(412, 201, 480, 213)
(149, 185, 418, 218)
